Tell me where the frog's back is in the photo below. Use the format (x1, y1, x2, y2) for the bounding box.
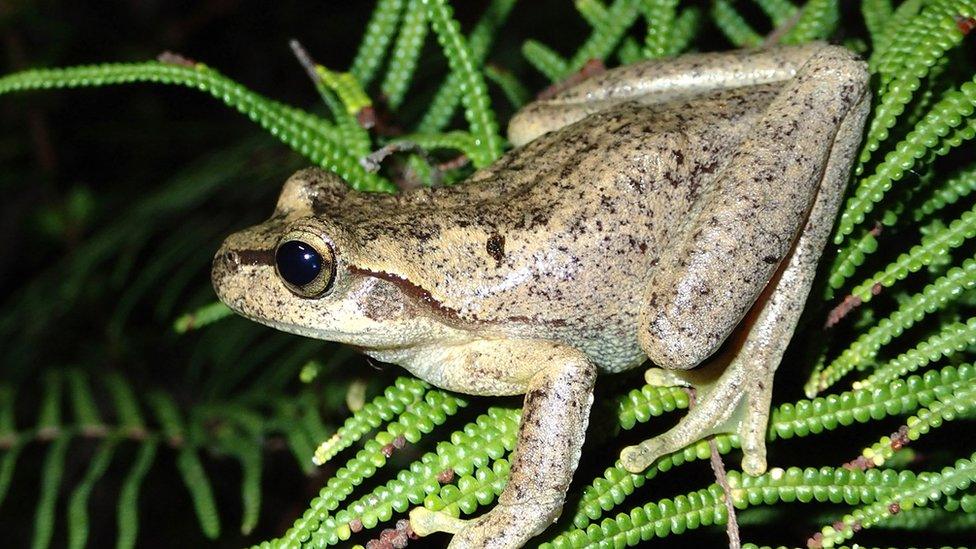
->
(335, 85, 780, 370)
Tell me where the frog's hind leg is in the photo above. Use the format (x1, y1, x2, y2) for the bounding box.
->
(624, 45, 871, 475)
(508, 41, 830, 147)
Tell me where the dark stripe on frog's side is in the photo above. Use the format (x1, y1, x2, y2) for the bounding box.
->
(349, 266, 570, 329)
(348, 266, 467, 323)
(223, 249, 276, 267)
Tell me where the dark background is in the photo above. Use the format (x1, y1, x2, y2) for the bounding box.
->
(0, 2, 593, 547)
(3, 1, 973, 548)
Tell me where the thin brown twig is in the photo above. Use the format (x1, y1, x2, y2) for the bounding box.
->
(763, 9, 804, 46)
(708, 437, 742, 549)
(685, 387, 741, 549)
(289, 38, 322, 84)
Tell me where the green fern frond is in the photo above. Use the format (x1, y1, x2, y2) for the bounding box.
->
(67, 439, 118, 549)
(174, 301, 233, 333)
(642, 0, 681, 59)
(317, 389, 464, 519)
(349, 0, 406, 86)
(668, 7, 702, 55)
(105, 373, 147, 436)
(856, 0, 974, 173)
(812, 257, 976, 394)
(914, 163, 976, 220)
(818, 452, 976, 547)
(522, 40, 571, 82)
(576, 0, 610, 28)
(66, 369, 104, 435)
(0, 445, 20, 510)
(826, 224, 882, 293)
(836, 78, 976, 243)
(484, 65, 531, 109)
(566, 0, 642, 73)
(863, 317, 976, 386)
(4, 1, 976, 547)
(712, 0, 764, 47)
(312, 376, 428, 465)
(228, 439, 264, 535)
(869, 0, 925, 69)
(574, 364, 976, 530)
(381, 0, 430, 109)
(33, 437, 70, 549)
(0, 62, 393, 192)
(274, 407, 518, 547)
(425, 0, 504, 166)
(115, 439, 159, 549)
(848, 200, 976, 302)
(543, 466, 921, 548)
(781, 0, 840, 44)
(617, 37, 645, 65)
(860, 0, 899, 51)
(854, 381, 976, 469)
(417, 0, 517, 133)
(307, 65, 373, 159)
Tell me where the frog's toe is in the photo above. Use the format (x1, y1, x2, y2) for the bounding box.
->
(742, 449, 767, 476)
(412, 501, 561, 548)
(409, 507, 469, 537)
(623, 359, 775, 475)
(738, 382, 772, 475)
(620, 433, 683, 473)
(445, 501, 560, 549)
(643, 367, 692, 388)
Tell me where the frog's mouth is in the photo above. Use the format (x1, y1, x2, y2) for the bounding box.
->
(211, 238, 417, 345)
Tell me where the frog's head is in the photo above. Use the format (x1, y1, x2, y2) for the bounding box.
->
(211, 169, 450, 349)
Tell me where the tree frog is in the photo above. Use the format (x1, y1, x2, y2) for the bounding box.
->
(212, 43, 869, 548)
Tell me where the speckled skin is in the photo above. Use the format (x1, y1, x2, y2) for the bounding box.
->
(212, 43, 869, 548)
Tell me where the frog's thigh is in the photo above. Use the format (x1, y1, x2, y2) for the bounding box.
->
(508, 42, 828, 147)
(622, 49, 871, 475)
(638, 45, 869, 370)
(410, 340, 596, 549)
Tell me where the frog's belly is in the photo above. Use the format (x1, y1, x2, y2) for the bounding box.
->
(497, 294, 651, 373)
(503, 320, 649, 373)
(569, 328, 648, 373)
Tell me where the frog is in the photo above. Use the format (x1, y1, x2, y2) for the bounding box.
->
(211, 42, 870, 548)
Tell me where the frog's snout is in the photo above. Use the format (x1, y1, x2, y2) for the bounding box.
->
(210, 247, 239, 306)
(217, 250, 241, 271)
(211, 247, 242, 287)
(212, 242, 275, 279)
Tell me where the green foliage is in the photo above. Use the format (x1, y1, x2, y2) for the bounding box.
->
(0, 62, 392, 192)
(312, 376, 429, 466)
(2, 0, 976, 547)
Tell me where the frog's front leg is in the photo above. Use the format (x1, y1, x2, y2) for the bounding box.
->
(623, 46, 871, 474)
(407, 340, 596, 549)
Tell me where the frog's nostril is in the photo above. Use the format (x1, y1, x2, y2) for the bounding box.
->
(213, 251, 242, 282)
(223, 251, 241, 268)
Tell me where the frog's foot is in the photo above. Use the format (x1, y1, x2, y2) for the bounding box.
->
(622, 355, 773, 476)
(643, 364, 724, 389)
(410, 499, 562, 549)
(409, 507, 468, 537)
(643, 367, 693, 388)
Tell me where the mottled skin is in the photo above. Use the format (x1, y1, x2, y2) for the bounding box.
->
(212, 43, 870, 548)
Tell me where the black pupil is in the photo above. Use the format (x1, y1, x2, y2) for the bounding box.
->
(276, 240, 323, 287)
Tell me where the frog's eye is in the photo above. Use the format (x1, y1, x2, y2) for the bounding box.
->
(275, 239, 336, 298)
